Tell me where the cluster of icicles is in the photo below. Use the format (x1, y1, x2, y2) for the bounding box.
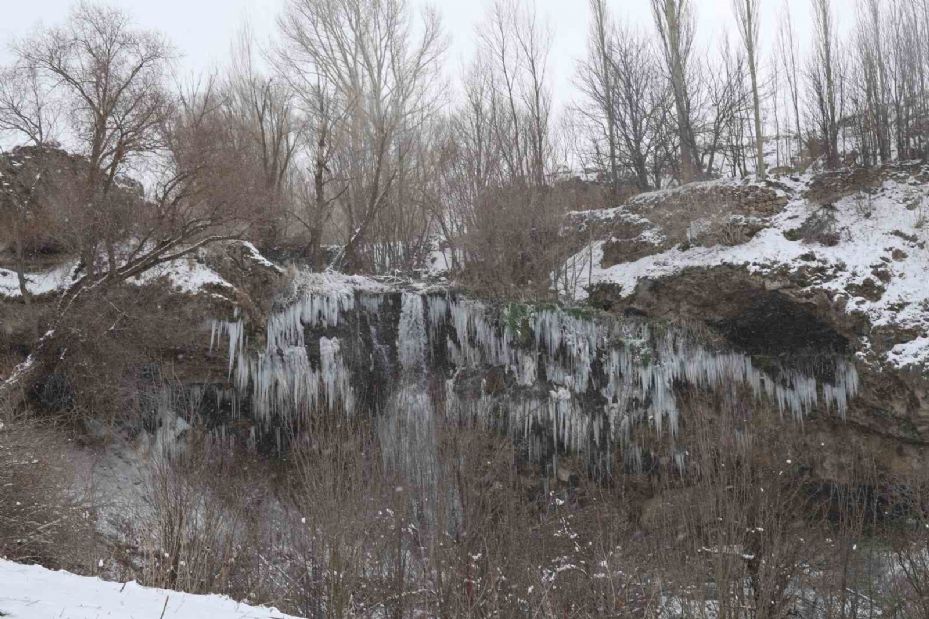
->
(210, 274, 859, 464)
(210, 291, 360, 431)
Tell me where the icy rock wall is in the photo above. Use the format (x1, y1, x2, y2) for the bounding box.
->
(398, 292, 428, 374)
(211, 272, 859, 466)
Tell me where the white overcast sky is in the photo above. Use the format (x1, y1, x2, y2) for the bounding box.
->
(1, 0, 852, 110)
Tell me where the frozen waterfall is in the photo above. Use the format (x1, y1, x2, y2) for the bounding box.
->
(210, 271, 860, 469)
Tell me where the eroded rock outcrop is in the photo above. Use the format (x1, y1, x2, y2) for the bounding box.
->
(203, 272, 859, 479)
(563, 165, 929, 477)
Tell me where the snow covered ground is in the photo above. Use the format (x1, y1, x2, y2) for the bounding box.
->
(561, 171, 929, 369)
(0, 242, 268, 301)
(0, 260, 76, 299)
(129, 254, 234, 296)
(0, 560, 300, 618)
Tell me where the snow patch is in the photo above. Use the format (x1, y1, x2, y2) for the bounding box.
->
(130, 255, 232, 295)
(241, 241, 284, 273)
(887, 336, 929, 369)
(0, 261, 76, 299)
(0, 559, 299, 618)
(561, 175, 929, 368)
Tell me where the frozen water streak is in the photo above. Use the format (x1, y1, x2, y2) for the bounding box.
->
(211, 278, 859, 461)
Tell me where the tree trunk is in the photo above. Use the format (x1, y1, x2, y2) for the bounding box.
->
(593, 0, 620, 199)
(749, 48, 765, 179)
(308, 225, 325, 271)
(12, 217, 32, 307)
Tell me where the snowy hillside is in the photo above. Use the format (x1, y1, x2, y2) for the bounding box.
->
(0, 241, 280, 302)
(561, 167, 929, 370)
(0, 560, 299, 618)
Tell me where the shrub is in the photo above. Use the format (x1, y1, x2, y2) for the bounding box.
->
(0, 414, 97, 570)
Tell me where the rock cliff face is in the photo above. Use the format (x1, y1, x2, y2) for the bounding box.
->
(0, 239, 284, 432)
(3, 165, 927, 487)
(201, 271, 859, 481)
(563, 165, 929, 478)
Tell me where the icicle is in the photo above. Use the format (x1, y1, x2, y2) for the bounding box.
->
(211, 272, 861, 467)
(426, 294, 449, 339)
(398, 292, 427, 374)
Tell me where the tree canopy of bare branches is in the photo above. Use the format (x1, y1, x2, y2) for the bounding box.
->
(277, 0, 447, 272)
(0, 5, 262, 409)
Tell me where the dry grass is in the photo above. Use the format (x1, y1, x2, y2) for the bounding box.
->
(0, 414, 97, 570)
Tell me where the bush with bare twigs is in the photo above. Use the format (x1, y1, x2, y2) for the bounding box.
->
(0, 415, 96, 570)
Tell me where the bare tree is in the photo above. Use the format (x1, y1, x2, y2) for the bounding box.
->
(618, 33, 670, 191)
(577, 12, 666, 192)
(478, 0, 554, 189)
(438, 59, 501, 267)
(0, 150, 45, 312)
(277, 0, 446, 273)
(225, 26, 300, 246)
(580, 0, 620, 198)
(777, 3, 804, 164)
(287, 80, 342, 270)
(513, 2, 552, 189)
(651, 0, 701, 182)
(449, 0, 570, 292)
(733, 0, 766, 178)
(853, 0, 891, 164)
(702, 39, 752, 176)
(884, 0, 929, 160)
(13, 2, 175, 278)
(809, 0, 840, 167)
(0, 11, 254, 411)
(0, 67, 59, 315)
(0, 64, 59, 146)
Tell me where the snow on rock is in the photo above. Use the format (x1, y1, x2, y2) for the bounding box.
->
(0, 260, 77, 299)
(561, 172, 929, 369)
(887, 336, 929, 370)
(129, 254, 233, 295)
(0, 242, 283, 301)
(241, 240, 285, 273)
(0, 559, 300, 618)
